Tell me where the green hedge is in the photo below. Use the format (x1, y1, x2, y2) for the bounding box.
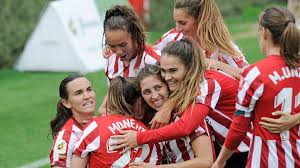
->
(0, 0, 286, 68)
(0, 0, 127, 69)
(0, 0, 50, 68)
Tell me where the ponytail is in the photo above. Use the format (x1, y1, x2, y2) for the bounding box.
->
(197, 0, 240, 57)
(50, 100, 72, 138)
(280, 21, 300, 68)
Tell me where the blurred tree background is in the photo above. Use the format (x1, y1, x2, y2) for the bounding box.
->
(0, 0, 286, 69)
(0, 0, 49, 68)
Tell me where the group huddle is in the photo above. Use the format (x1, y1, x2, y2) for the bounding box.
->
(49, 0, 300, 168)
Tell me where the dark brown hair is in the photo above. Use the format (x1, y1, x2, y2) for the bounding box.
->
(260, 7, 300, 68)
(107, 76, 141, 118)
(136, 64, 167, 126)
(50, 74, 85, 139)
(103, 5, 146, 58)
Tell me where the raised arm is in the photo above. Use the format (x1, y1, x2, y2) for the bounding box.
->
(137, 103, 211, 144)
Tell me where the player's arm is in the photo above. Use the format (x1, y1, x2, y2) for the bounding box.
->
(166, 134, 214, 168)
(260, 111, 300, 133)
(110, 103, 211, 151)
(50, 130, 72, 168)
(70, 155, 88, 168)
(129, 134, 213, 168)
(212, 116, 251, 168)
(205, 58, 242, 80)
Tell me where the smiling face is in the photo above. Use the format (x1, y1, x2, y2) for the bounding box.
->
(62, 77, 96, 116)
(105, 29, 137, 61)
(173, 8, 198, 38)
(140, 75, 169, 111)
(160, 54, 186, 92)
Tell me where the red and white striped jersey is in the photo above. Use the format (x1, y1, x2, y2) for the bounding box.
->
(50, 118, 83, 167)
(153, 28, 184, 51)
(153, 28, 248, 68)
(197, 70, 252, 152)
(163, 115, 214, 163)
(105, 45, 160, 80)
(225, 55, 300, 168)
(73, 115, 163, 168)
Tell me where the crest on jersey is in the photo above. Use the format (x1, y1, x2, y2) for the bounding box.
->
(56, 139, 67, 155)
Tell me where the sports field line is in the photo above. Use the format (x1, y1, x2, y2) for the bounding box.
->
(17, 158, 48, 168)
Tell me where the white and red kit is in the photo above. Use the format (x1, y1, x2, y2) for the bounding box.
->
(153, 28, 249, 68)
(224, 55, 300, 168)
(50, 118, 83, 167)
(163, 115, 215, 163)
(136, 70, 252, 152)
(105, 45, 160, 80)
(73, 115, 163, 168)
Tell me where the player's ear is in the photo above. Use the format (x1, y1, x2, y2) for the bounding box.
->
(261, 27, 270, 40)
(61, 99, 72, 109)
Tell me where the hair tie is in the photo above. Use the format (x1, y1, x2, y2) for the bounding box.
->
(285, 20, 292, 27)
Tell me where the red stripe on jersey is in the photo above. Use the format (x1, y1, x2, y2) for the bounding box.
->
(155, 143, 163, 165)
(277, 142, 286, 168)
(134, 53, 142, 69)
(113, 56, 119, 78)
(144, 45, 160, 62)
(247, 137, 255, 168)
(176, 138, 191, 161)
(50, 118, 83, 167)
(165, 142, 177, 163)
(208, 111, 232, 127)
(153, 28, 178, 46)
(173, 31, 182, 41)
(105, 45, 160, 80)
(291, 140, 300, 167)
(123, 64, 130, 77)
(204, 79, 215, 106)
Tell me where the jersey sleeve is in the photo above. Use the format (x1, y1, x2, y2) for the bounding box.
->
(235, 66, 264, 118)
(224, 65, 263, 150)
(196, 78, 222, 110)
(144, 46, 161, 65)
(232, 43, 249, 68)
(50, 130, 72, 167)
(137, 103, 211, 145)
(153, 28, 183, 51)
(105, 54, 117, 81)
(73, 121, 101, 158)
(189, 121, 209, 142)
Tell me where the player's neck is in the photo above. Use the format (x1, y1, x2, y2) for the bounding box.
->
(265, 46, 280, 57)
(73, 112, 93, 127)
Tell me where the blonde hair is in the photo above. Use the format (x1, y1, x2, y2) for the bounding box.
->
(260, 7, 300, 69)
(175, 0, 240, 57)
(107, 76, 141, 118)
(160, 37, 206, 116)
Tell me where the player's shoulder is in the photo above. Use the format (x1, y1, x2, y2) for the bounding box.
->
(162, 28, 179, 37)
(143, 45, 160, 63)
(59, 118, 77, 132)
(205, 70, 236, 83)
